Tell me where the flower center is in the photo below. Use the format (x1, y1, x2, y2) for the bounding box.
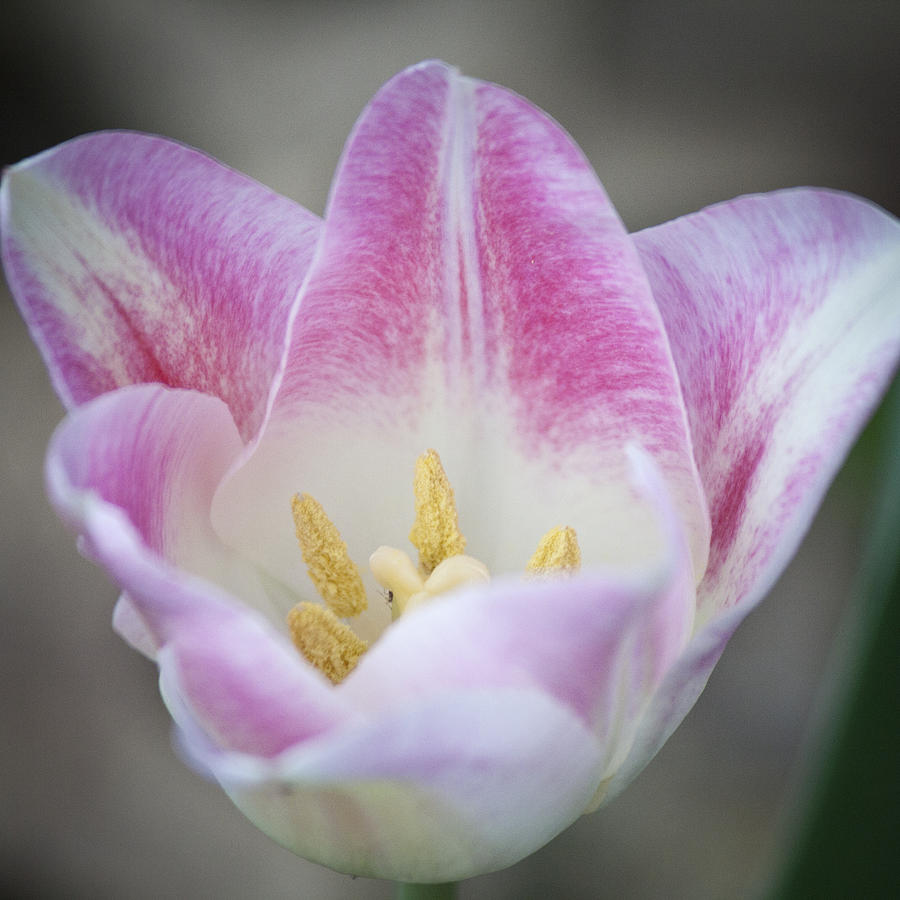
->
(369, 546, 490, 621)
(286, 449, 581, 683)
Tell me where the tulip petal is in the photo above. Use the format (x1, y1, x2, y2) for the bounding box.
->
(112, 592, 157, 659)
(1, 133, 321, 438)
(46, 387, 350, 753)
(45, 383, 283, 616)
(158, 594, 354, 757)
(91, 502, 350, 755)
(165, 681, 603, 882)
(215, 61, 710, 597)
(606, 602, 746, 801)
(637, 189, 900, 621)
(47, 384, 241, 562)
(607, 188, 900, 799)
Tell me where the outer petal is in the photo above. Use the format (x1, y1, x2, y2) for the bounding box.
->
(638, 189, 900, 621)
(45, 384, 281, 620)
(112, 592, 158, 659)
(166, 684, 604, 882)
(46, 387, 350, 754)
(215, 61, 710, 602)
(1, 132, 321, 439)
(606, 601, 747, 801)
(607, 189, 900, 799)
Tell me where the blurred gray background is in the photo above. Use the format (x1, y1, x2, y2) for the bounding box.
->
(2, 1, 897, 897)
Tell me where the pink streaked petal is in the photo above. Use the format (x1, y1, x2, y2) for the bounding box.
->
(216, 60, 709, 597)
(170, 686, 603, 882)
(47, 384, 283, 621)
(49, 454, 350, 756)
(1, 132, 321, 439)
(607, 190, 900, 801)
(160, 600, 355, 757)
(342, 447, 695, 776)
(636, 189, 900, 622)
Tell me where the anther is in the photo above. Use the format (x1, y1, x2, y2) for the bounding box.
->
(527, 526, 581, 574)
(408, 449, 466, 575)
(287, 602, 367, 683)
(291, 493, 367, 618)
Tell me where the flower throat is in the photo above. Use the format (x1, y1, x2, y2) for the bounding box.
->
(287, 449, 580, 683)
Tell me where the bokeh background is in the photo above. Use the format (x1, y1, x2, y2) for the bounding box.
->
(2, 1, 897, 897)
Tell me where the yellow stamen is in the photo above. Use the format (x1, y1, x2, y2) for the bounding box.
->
(291, 493, 367, 618)
(526, 526, 581, 574)
(287, 602, 367, 683)
(409, 448, 466, 575)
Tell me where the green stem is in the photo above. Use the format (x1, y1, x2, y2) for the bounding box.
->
(394, 882, 459, 900)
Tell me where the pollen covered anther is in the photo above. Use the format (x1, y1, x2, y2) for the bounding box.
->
(409, 448, 466, 575)
(291, 493, 367, 617)
(287, 602, 367, 683)
(527, 525, 581, 574)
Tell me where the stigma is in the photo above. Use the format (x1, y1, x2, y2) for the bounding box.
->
(286, 448, 582, 683)
(370, 545, 490, 621)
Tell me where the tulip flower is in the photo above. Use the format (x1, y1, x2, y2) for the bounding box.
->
(2, 60, 898, 886)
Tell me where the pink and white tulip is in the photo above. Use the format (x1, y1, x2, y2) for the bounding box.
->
(2, 61, 898, 882)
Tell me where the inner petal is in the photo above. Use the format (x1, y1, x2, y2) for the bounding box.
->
(211, 62, 709, 603)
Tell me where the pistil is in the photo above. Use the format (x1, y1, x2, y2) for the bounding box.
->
(370, 546, 490, 620)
